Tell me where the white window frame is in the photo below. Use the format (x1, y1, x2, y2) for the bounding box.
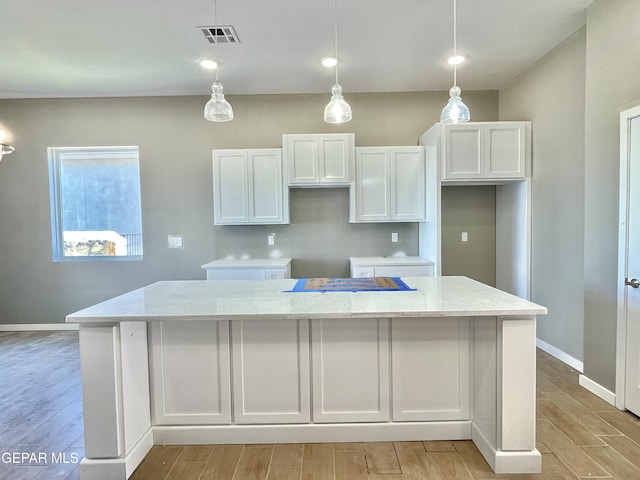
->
(48, 146, 143, 262)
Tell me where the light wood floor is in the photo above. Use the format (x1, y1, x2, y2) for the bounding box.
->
(3, 331, 640, 479)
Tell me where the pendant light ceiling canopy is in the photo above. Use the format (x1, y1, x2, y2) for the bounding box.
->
(204, 0, 234, 122)
(324, 0, 351, 124)
(440, 0, 470, 125)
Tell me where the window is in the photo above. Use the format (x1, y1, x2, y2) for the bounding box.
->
(48, 146, 143, 261)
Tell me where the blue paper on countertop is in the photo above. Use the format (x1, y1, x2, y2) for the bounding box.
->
(285, 277, 416, 292)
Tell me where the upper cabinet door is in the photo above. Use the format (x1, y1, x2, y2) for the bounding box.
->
(443, 124, 484, 180)
(213, 150, 250, 224)
(390, 147, 426, 221)
(248, 149, 286, 224)
(355, 147, 390, 221)
(284, 133, 354, 185)
(319, 134, 354, 183)
(485, 123, 526, 179)
(285, 135, 319, 184)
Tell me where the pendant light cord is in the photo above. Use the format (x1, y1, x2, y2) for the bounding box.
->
(453, 0, 457, 87)
(333, 0, 339, 86)
(214, 0, 219, 81)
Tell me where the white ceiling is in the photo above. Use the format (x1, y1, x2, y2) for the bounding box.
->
(0, 0, 593, 99)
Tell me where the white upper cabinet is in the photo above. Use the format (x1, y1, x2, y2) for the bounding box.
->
(213, 148, 289, 225)
(351, 146, 425, 222)
(284, 133, 355, 185)
(442, 122, 529, 182)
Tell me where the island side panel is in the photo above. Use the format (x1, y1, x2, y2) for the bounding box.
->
(471, 315, 540, 474)
(498, 316, 537, 451)
(78, 322, 152, 480)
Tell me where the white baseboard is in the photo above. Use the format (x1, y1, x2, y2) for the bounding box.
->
(536, 338, 583, 372)
(0, 323, 78, 331)
(578, 374, 616, 406)
(471, 421, 541, 474)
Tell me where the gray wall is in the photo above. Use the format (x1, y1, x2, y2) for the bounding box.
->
(0, 91, 498, 325)
(499, 29, 586, 363)
(441, 186, 496, 287)
(582, 0, 640, 391)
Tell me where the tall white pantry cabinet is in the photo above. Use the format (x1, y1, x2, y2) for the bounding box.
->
(419, 121, 532, 298)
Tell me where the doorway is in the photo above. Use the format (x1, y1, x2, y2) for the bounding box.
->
(616, 104, 640, 416)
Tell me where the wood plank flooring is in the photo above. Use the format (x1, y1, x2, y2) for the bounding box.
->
(3, 331, 640, 479)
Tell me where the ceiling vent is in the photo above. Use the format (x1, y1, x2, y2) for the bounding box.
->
(198, 25, 240, 44)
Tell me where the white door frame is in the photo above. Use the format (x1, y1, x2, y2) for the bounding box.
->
(615, 104, 640, 410)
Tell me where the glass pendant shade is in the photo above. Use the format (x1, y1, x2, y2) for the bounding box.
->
(440, 85, 470, 124)
(0, 143, 15, 162)
(204, 80, 234, 122)
(324, 84, 352, 124)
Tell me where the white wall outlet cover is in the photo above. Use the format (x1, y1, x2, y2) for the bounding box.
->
(167, 234, 183, 249)
(461, 232, 468, 243)
(268, 233, 276, 246)
(391, 232, 399, 243)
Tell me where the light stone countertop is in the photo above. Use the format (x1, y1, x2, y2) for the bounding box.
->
(66, 276, 547, 323)
(201, 258, 292, 269)
(349, 256, 434, 266)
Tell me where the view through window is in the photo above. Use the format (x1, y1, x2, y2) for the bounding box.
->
(48, 146, 143, 261)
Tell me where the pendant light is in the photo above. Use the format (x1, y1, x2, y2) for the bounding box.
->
(440, 0, 470, 124)
(324, 0, 352, 124)
(0, 130, 14, 163)
(204, 0, 234, 122)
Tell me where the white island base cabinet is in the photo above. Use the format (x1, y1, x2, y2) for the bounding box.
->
(69, 278, 544, 478)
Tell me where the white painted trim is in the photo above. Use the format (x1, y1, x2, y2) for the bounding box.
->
(124, 428, 153, 478)
(153, 421, 472, 445)
(578, 374, 616, 407)
(0, 323, 78, 331)
(79, 457, 126, 480)
(536, 338, 583, 372)
(616, 105, 640, 410)
(471, 422, 541, 474)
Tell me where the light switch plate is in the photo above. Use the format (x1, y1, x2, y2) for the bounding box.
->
(167, 234, 183, 249)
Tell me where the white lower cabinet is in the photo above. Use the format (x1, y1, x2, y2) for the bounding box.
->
(391, 317, 470, 421)
(149, 320, 231, 425)
(311, 318, 390, 423)
(231, 319, 310, 424)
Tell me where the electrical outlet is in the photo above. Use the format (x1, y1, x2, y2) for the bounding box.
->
(461, 232, 468, 243)
(267, 233, 275, 246)
(167, 234, 183, 249)
(391, 232, 399, 243)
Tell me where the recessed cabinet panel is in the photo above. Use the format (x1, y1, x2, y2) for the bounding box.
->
(232, 319, 310, 424)
(391, 317, 470, 421)
(213, 151, 249, 223)
(391, 148, 426, 220)
(320, 135, 351, 182)
(356, 148, 389, 220)
(486, 125, 526, 178)
(287, 136, 318, 183)
(150, 320, 231, 425)
(250, 150, 284, 222)
(444, 126, 484, 179)
(312, 318, 390, 423)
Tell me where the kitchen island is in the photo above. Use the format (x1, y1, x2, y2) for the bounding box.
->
(67, 276, 546, 479)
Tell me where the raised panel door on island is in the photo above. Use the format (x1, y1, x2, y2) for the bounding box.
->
(391, 317, 470, 421)
(149, 321, 231, 425)
(311, 318, 390, 423)
(231, 319, 310, 424)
